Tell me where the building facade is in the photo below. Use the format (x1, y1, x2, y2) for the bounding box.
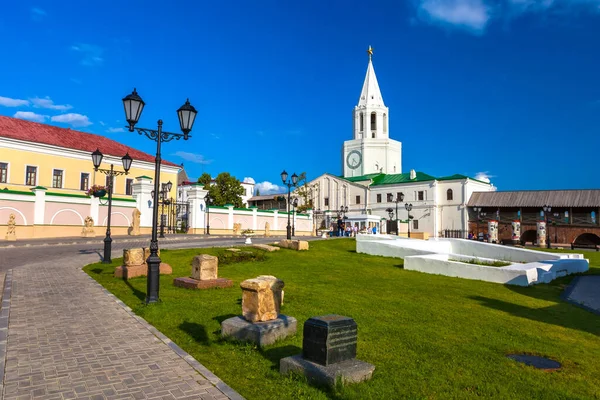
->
(0, 116, 180, 238)
(305, 49, 494, 238)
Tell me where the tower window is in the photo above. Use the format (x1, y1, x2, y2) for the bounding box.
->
(447, 189, 453, 201)
(356, 195, 361, 204)
(371, 112, 376, 131)
(359, 113, 364, 131)
(377, 194, 382, 203)
(383, 113, 388, 133)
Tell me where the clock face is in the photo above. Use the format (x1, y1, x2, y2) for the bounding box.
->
(346, 150, 362, 169)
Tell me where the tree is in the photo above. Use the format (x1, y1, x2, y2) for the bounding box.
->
(255, 188, 261, 196)
(204, 172, 245, 208)
(198, 172, 212, 187)
(295, 172, 314, 213)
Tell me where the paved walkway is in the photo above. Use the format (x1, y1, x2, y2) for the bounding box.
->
(0, 252, 243, 399)
(563, 275, 600, 315)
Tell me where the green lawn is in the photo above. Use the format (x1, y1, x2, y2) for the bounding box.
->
(84, 239, 600, 400)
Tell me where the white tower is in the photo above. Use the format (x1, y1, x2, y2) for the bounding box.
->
(343, 47, 402, 177)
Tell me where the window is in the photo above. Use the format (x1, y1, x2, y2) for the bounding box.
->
(376, 194, 382, 203)
(324, 197, 329, 207)
(397, 192, 403, 202)
(356, 195, 361, 205)
(25, 166, 37, 186)
(387, 193, 393, 202)
(126, 178, 133, 196)
(447, 189, 453, 201)
(359, 113, 364, 131)
(0, 162, 7, 183)
(52, 169, 63, 188)
(418, 191, 424, 201)
(80, 173, 90, 191)
(383, 113, 388, 133)
(370, 112, 376, 130)
(413, 220, 419, 230)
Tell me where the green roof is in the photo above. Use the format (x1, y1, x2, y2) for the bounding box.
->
(338, 171, 491, 186)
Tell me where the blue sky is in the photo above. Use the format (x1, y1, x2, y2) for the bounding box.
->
(0, 1, 598, 194)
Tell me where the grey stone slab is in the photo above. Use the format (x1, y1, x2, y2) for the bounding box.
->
(221, 315, 297, 347)
(562, 275, 600, 315)
(280, 354, 375, 387)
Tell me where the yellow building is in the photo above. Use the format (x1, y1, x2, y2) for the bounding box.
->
(0, 116, 181, 238)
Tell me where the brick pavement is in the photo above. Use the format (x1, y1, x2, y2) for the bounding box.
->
(0, 253, 243, 400)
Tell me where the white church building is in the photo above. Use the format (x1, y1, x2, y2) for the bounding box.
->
(305, 48, 494, 238)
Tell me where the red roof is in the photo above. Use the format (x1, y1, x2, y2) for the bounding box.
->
(0, 116, 180, 167)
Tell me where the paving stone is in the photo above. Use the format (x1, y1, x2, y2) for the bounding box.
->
(0, 252, 242, 399)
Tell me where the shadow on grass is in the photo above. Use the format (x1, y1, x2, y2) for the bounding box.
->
(89, 268, 104, 275)
(394, 264, 404, 269)
(124, 280, 145, 302)
(179, 321, 210, 345)
(469, 295, 600, 337)
(259, 345, 302, 371)
(347, 250, 357, 253)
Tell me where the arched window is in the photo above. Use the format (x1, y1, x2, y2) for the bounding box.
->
(359, 113, 364, 131)
(371, 112, 377, 131)
(383, 113, 387, 133)
(447, 189, 453, 201)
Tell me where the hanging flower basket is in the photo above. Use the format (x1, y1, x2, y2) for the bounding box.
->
(87, 185, 107, 198)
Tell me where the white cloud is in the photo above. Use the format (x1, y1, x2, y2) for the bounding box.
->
(70, 43, 103, 66)
(0, 96, 30, 107)
(255, 181, 285, 195)
(474, 171, 494, 183)
(417, 0, 492, 32)
(414, 0, 600, 33)
(172, 151, 212, 164)
(13, 111, 47, 123)
(243, 177, 256, 184)
(50, 113, 92, 127)
(30, 96, 72, 111)
(106, 127, 124, 133)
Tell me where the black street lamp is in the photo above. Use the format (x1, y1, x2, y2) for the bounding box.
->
(386, 207, 394, 220)
(405, 203, 413, 238)
(543, 204, 552, 249)
(205, 193, 212, 235)
(281, 170, 298, 240)
(337, 205, 349, 219)
(395, 192, 404, 236)
(291, 198, 298, 236)
(152, 181, 173, 238)
(91, 149, 132, 264)
(122, 88, 197, 304)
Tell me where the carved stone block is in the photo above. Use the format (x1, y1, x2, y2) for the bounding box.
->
(191, 254, 218, 281)
(240, 275, 284, 323)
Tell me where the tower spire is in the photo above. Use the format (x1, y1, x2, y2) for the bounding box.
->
(367, 45, 373, 60)
(358, 46, 384, 107)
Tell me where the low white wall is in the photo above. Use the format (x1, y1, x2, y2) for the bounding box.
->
(404, 254, 537, 286)
(357, 234, 451, 258)
(441, 239, 562, 263)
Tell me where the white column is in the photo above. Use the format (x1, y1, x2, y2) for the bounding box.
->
(227, 205, 234, 229)
(186, 184, 208, 232)
(31, 187, 47, 225)
(90, 196, 99, 225)
(432, 181, 439, 238)
(132, 176, 154, 228)
(251, 207, 258, 230)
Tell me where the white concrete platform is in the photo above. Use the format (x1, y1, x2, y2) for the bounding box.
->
(356, 234, 589, 286)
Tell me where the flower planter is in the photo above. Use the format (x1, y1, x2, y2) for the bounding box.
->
(93, 189, 107, 198)
(244, 233, 255, 245)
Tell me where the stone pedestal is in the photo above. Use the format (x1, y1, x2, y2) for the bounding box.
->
(221, 315, 297, 347)
(173, 254, 232, 290)
(240, 275, 284, 323)
(488, 220, 498, 244)
(280, 315, 374, 387)
(114, 248, 171, 279)
(511, 220, 521, 244)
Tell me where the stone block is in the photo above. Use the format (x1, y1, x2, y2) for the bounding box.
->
(291, 240, 309, 251)
(173, 277, 233, 290)
(279, 355, 374, 387)
(253, 244, 280, 252)
(226, 248, 241, 252)
(240, 275, 284, 322)
(278, 239, 292, 249)
(221, 315, 296, 347)
(191, 254, 218, 281)
(114, 263, 172, 279)
(303, 315, 357, 366)
(143, 247, 160, 260)
(123, 248, 145, 266)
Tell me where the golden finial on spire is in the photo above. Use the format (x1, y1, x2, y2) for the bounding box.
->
(367, 45, 373, 60)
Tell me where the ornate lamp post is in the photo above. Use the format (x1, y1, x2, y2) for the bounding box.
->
(291, 197, 299, 236)
(395, 192, 404, 236)
(91, 149, 133, 264)
(122, 88, 197, 304)
(205, 193, 212, 235)
(405, 202, 413, 238)
(152, 181, 173, 238)
(386, 207, 394, 234)
(281, 170, 298, 240)
(543, 204, 552, 249)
